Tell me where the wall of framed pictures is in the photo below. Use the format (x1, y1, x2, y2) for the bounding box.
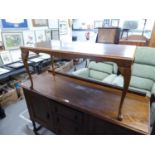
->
(0, 19, 71, 50)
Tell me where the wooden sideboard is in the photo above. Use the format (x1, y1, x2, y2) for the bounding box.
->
(119, 35, 149, 46)
(22, 72, 150, 135)
(21, 41, 136, 120)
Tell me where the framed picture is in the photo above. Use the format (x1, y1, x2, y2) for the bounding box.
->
(51, 29, 59, 40)
(0, 51, 13, 64)
(94, 20, 103, 28)
(2, 32, 23, 50)
(48, 19, 59, 29)
(23, 30, 36, 47)
(111, 19, 120, 27)
(32, 19, 48, 27)
(59, 20, 68, 35)
(35, 30, 46, 42)
(45, 29, 52, 41)
(1, 19, 28, 29)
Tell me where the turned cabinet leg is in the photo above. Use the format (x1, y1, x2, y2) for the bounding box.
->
(32, 120, 39, 135)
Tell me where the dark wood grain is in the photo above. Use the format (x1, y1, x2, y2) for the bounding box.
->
(22, 72, 150, 134)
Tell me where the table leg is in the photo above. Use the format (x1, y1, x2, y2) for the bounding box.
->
(21, 49, 34, 89)
(118, 67, 131, 121)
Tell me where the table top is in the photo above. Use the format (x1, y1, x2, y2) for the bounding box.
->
(21, 41, 136, 67)
(22, 72, 150, 134)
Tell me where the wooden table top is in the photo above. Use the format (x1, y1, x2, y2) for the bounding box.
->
(21, 41, 136, 67)
(22, 72, 150, 134)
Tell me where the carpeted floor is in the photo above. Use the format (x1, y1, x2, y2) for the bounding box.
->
(0, 98, 54, 135)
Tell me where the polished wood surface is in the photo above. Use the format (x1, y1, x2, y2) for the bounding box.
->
(22, 72, 150, 134)
(119, 35, 148, 46)
(21, 41, 136, 120)
(149, 22, 155, 47)
(21, 41, 136, 65)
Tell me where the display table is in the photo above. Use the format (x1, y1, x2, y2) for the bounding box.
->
(21, 41, 136, 120)
(22, 72, 150, 135)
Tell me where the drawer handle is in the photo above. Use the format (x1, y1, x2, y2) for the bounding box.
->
(46, 113, 50, 120)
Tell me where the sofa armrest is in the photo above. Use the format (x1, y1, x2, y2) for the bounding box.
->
(72, 68, 89, 78)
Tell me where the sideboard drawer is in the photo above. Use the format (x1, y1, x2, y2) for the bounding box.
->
(53, 103, 83, 124)
(54, 115, 83, 135)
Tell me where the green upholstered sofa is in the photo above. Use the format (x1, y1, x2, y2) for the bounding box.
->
(72, 46, 155, 128)
(110, 46, 155, 97)
(72, 61, 118, 83)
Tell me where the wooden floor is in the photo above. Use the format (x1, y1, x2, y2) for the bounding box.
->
(22, 72, 150, 134)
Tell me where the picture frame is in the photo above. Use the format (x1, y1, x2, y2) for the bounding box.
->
(1, 19, 28, 29)
(94, 20, 103, 28)
(23, 30, 36, 47)
(45, 29, 52, 41)
(48, 19, 59, 29)
(59, 20, 68, 35)
(2, 32, 23, 50)
(35, 30, 46, 42)
(0, 51, 13, 64)
(32, 19, 48, 27)
(111, 19, 120, 27)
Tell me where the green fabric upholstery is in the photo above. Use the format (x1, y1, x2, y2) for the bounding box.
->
(102, 74, 117, 84)
(111, 75, 151, 97)
(151, 102, 155, 126)
(89, 70, 108, 80)
(111, 75, 124, 87)
(111, 47, 155, 96)
(135, 47, 155, 66)
(132, 63, 155, 81)
(130, 76, 154, 91)
(72, 68, 89, 78)
(72, 61, 117, 82)
(151, 83, 155, 95)
(88, 61, 113, 74)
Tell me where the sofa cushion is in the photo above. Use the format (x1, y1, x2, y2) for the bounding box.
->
(88, 61, 113, 74)
(111, 75, 153, 95)
(102, 74, 117, 84)
(89, 69, 108, 81)
(104, 62, 118, 74)
(72, 68, 89, 78)
(130, 76, 154, 91)
(135, 47, 155, 66)
(111, 75, 124, 87)
(132, 63, 155, 81)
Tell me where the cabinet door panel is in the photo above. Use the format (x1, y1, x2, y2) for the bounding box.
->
(53, 103, 83, 124)
(23, 89, 54, 128)
(54, 115, 83, 135)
